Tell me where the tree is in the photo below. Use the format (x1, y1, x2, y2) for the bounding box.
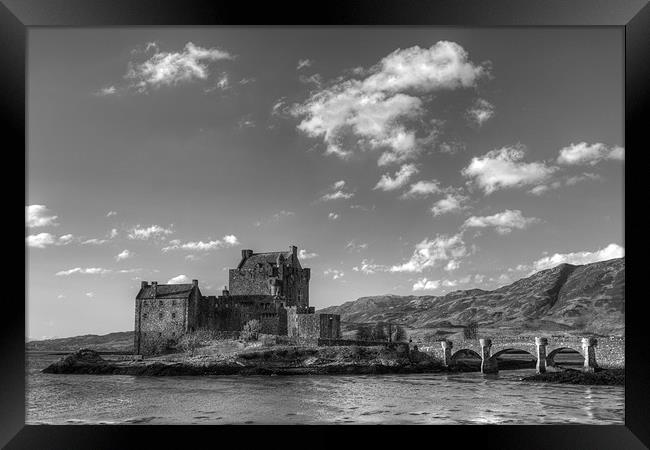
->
(241, 319, 261, 341)
(463, 320, 479, 340)
(355, 325, 373, 341)
(392, 325, 408, 342)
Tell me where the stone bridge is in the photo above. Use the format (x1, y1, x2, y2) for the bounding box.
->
(418, 336, 624, 374)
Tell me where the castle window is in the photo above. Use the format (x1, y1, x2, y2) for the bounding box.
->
(172, 300, 176, 306)
(159, 300, 163, 307)
(172, 312, 176, 319)
(143, 313, 148, 319)
(159, 312, 163, 319)
(158, 332, 162, 337)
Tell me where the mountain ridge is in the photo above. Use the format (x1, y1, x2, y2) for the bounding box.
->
(318, 258, 624, 336)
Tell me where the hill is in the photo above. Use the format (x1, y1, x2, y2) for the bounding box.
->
(27, 331, 134, 352)
(318, 258, 624, 337)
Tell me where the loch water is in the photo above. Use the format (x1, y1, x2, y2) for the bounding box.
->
(26, 353, 624, 425)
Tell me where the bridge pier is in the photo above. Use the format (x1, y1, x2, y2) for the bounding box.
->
(535, 337, 548, 374)
(480, 338, 498, 374)
(441, 340, 454, 367)
(582, 337, 598, 372)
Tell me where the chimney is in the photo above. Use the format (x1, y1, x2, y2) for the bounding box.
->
(289, 245, 297, 258)
(242, 249, 253, 260)
(151, 281, 158, 298)
(222, 286, 230, 296)
(141, 281, 148, 289)
(192, 279, 199, 287)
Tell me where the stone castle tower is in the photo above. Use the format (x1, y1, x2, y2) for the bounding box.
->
(228, 245, 310, 308)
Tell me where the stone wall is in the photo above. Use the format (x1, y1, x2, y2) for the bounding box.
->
(135, 298, 188, 355)
(319, 314, 341, 339)
(229, 269, 271, 297)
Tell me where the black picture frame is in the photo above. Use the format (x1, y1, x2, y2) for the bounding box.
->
(2, 0, 648, 448)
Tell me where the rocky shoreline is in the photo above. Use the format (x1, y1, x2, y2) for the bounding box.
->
(520, 368, 624, 386)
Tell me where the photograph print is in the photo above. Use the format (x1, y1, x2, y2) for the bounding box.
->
(26, 26, 624, 425)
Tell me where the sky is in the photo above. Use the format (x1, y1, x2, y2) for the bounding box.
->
(27, 27, 624, 340)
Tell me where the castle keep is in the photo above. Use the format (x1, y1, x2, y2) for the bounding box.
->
(134, 245, 341, 355)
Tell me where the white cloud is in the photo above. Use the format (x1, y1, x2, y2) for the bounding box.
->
(85, 292, 95, 298)
(323, 269, 344, 280)
(124, 42, 234, 92)
(374, 163, 418, 191)
(557, 142, 624, 166)
(463, 209, 539, 234)
(390, 233, 467, 273)
(445, 260, 460, 271)
(162, 234, 239, 252)
(292, 41, 488, 165)
(462, 145, 558, 194)
(116, 249, 133, 261)
(328, 212, 340, 220)
(26, 205, 59, 228)
(26, 233, 73, 248)
(237, 116, 255, 129)
(298, 249, 318, 260)
(167, 274, 191, 284)
(400, 180, 441, 198)
(95, 85, 117, 96)
(345, 240, 368, 252)
(297, 59, 313, 70)
(413, 278, 440, 291)
(106, 211, 118, 217)
(81, 238, 108, 245)
(320, 180, 355, 201)
(128, 225, 174, 240)
(109, 228, 119, 239)
(56, 267, 112, 276)
(431, 193, 468, 216)
(531, 243, 624, 272)
(57, 294, 66, 299)
(529, 173, 602, 196)
(466, 98, 495, 127)
(352, 259, 388, 275)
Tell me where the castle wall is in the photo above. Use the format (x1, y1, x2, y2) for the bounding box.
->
(229, 269, 272, 296)
(136, 298, 188, 355)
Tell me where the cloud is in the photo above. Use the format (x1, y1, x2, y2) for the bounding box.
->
(116, 249, 133, 261)
(297, 59, 313, 70)
(320, 180, 355, 201)
(161, 234, 239, 252)
(345, 240, 368, 252)
(85, 292, 96, 298)
(237, 116, 256, 129)
(445, 260, 460, 271)
(128, 225, 174, 240)
(390, 233, 467, 273)
(255, 210, 294, 227)
(26, 205, 59, 228)
(531, 243, 624, 272)
(557, 142, 624, 166)
(56, 267, 112, 276)
(299, 73, 322, 87)
(95, 85, 117, 96)
(529, 172, 602, 196)
(374, 163, 418, 191)
(400, 180, 442, 198)
(462, 145, 558, 194)
(412, 278, 440, 291)
(463, 209, 539, 234)
(298, 249, 318, 260)
(431, 193, 468, 216)
(121, 42, 234, 93)
(106, 211, 118, 217)
(26, 233, 74, 248)
(328, 212, 340, 220)
(167, 274, 191, 284)
(292, 41, 488, 165)
(352, 259, 388, 275)
(466, 98, 495, 127)
(109, 228, 119, 239)
(323, 269, 344, 280)
(81, 238, 108, 245)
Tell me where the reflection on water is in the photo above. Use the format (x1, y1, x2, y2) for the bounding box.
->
(26, 354, 624, 425)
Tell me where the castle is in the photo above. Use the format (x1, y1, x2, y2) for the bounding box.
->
(134, 245, 341, 355)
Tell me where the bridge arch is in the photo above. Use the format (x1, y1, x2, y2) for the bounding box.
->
(451, 348, 481, 361)
(547, 347, 584, 367)
(491, 348, 536, 359)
